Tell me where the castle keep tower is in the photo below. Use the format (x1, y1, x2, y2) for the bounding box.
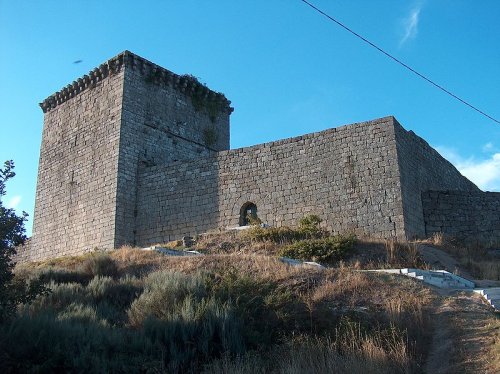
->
(31, 51, 232, 260)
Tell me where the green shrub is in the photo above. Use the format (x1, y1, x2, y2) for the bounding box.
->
(297, 214, 327, 239)
(35, 267, 92, 285)
(0, 312, 158, 372)
(25, 275, 141, 326)
(86, 275, 141, 326)
(243, 225, 302, 243)
(27, 281, 87, 315)
(128, 271, 207, 326)
(79, 253, 118, 278)
(86, 275, 115, 300)
(211, 269, 307, 347)
(279, 235, 355, 264)
(128, 270, 247, 371)
(243, 215, 327, 243)
(57, 302, 107, 326)
(141, 298, 245, 372)
(99, 275, 142, 307)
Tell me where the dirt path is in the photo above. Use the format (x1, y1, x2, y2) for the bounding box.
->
(424, 291, 499, 373)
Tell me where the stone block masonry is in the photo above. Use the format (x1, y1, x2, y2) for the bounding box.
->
(393, 120, 479, 239)
(135, 117, 405, 245)
(24, 51, 500, 262)
(28, 51, 231, 261)
(31, 65, 125, 260)
(422, 191, 500, 247)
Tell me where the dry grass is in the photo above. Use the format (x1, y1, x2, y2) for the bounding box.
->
(429, 232, 445, 246)
(421, 234, 500, 280)
(487, 315, 500, 371)
(10, 229, 500, 373)
(384, 239, 422, 268)
(205, 330, 412, 374)
(425, 293, 500, 373)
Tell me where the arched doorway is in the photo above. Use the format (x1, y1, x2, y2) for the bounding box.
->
(239, 202, 258, 226)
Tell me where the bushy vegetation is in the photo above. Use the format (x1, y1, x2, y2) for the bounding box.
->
(1, 160, 45, 323)
(243, 214, 329, 244)
(280, 235, 355, 264)
(0, 248, 436, 373)
(79, 252, 119, 278)
(9, 214, 487, 372)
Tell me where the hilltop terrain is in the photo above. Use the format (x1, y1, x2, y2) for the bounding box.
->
(1, 222, 499, 373)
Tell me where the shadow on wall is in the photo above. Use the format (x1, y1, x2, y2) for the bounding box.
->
(422, 190, 500, 248)
(134, 157, 221, 246)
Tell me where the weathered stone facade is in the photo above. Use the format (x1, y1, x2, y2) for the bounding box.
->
(136, 118, 404, 244)
(422, 191, 500, 247)
(31, 51, 230, 260)
(25, 51, 500, 261)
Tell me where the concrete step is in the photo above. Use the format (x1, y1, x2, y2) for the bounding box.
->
(473, 288, 500, 311)
(401, 268, 474, 289)
(142, 246, 203, 256)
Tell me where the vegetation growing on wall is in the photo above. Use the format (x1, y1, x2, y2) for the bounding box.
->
(182, 74, 227, 123)
(144, 69, 163, 85)
(144, 71, 227, 124)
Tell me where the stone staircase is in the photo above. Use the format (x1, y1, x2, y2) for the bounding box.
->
(473, 288, 500, 310)
(396, 268, 499, 311)
(400, 268, 476, 289)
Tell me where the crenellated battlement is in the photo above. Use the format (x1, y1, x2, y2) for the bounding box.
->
(39, 51, 233, 114)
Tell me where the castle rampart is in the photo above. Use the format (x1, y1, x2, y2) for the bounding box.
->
(422, 190, 500, 246)
(24, 51, 500, 262)
(393, 120, 479, 239)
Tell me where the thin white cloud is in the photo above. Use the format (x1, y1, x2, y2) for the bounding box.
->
(400, 5, 421, 46)
(436, 146, 500, 192)
(482, 142, 495, 153)
(6, 195, 22, 209)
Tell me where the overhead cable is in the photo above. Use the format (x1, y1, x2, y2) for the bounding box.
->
(300, 0, 500, 125)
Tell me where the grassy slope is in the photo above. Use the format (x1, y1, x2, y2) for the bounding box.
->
(3, 231, 499, 373)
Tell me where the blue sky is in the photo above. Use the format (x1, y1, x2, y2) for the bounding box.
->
(1, 0, 499, 235)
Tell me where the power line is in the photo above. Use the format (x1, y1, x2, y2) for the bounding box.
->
(300, 0, 500, 125)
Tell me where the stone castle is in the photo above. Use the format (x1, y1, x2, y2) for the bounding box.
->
(25, 51, 499, 261)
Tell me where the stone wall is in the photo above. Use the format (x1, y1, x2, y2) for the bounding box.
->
(135, 117, 405, 245)
(422, 190, 500, 247)
(393, 121, 479, 239)
(30, 51, 232, 260)
(115, 53, 231, 247)
(31, 66, 125, 261)
(30, 51, 494, 262)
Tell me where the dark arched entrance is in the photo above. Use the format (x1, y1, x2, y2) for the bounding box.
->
(239, 202, 258, 226)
